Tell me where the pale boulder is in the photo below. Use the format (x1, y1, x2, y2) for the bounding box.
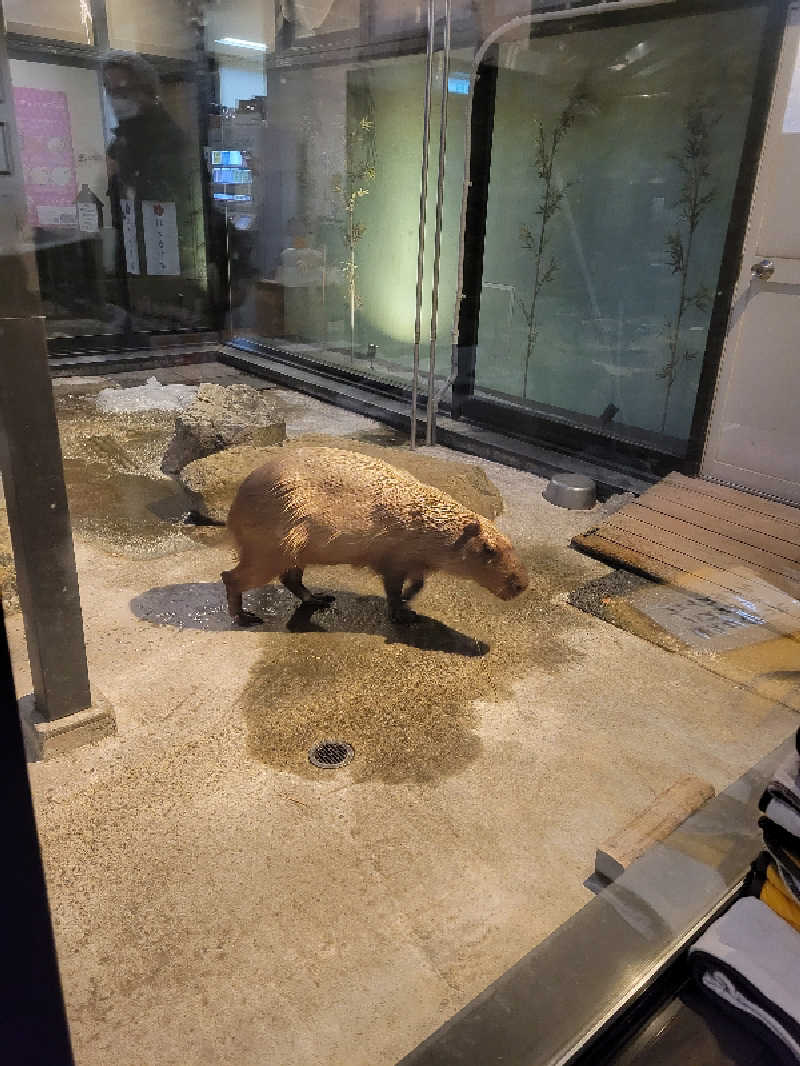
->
(177, 438, 504, 525)
(161, 383, 286, 475)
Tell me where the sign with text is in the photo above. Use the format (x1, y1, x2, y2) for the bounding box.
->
(120, 196, 140, 275)
(142, 200, 180, 276)
(13, 87, 77, 227)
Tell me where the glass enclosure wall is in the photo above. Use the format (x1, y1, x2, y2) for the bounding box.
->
(220, 0, 771, 465)
(7, 5, 215, 341)
(6, 0, 771, 462)
(476, 6, 766, 452)
(225, 48, 468, 390)
(4, 0, 94, 44)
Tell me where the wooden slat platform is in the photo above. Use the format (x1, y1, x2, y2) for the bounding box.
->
(574, 473, 800, 615)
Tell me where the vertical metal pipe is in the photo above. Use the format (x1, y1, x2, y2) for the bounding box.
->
(425, 0, 452, 446)
(411, 0, 435, 449)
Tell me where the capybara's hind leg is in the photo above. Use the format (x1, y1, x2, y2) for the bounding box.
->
(221, 564, 266, 627)
(280, 567, 335, 608)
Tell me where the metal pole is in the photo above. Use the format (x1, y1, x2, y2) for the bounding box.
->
(410, 0, 435, 449)
(0, 13, 94, 722)
(425, 0, 452, 446)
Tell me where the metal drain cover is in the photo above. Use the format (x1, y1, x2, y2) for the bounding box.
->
(308, 740, 354, 769)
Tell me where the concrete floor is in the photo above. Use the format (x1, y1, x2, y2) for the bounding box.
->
(10, 366, 799, 1066)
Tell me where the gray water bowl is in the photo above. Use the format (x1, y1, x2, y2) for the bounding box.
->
(543, 473, 597, 510)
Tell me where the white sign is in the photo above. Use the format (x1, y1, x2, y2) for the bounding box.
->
(142, 200, 180, 276)
(121, 196, 140, 275)
(77, 200, 100, 234)
(37, 204, 77, 226)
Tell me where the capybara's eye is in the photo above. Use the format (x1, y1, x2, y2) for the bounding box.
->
(482, 543, 498, 559)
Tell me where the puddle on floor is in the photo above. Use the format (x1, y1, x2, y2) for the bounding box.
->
(62, 460, 197, 557)
(240, 543, 589, 785)
(56, 392, 175, 479)
(52, 392, 227, 557)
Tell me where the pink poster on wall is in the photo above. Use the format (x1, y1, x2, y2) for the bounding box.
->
(13, 86, 78, 227)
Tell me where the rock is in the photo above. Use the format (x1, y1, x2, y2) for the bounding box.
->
(294, 436, 504, 520)
(179, 445, 278, 523)
(178, 438, 504, 526)
(161, 383, 286, 475)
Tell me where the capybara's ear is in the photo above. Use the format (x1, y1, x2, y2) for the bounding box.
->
(453, 520, 481, 549)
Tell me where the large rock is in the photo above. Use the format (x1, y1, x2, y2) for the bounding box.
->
(161, 383, 286, 475)
(178, 438, 504, 525)
(179, 445, 280, 523)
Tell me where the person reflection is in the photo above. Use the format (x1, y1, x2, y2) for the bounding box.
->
(101, 51, 193, 329)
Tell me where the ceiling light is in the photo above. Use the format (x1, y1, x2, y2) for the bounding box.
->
(215, 37, 268, 52)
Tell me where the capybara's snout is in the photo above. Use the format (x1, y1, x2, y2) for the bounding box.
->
(498, 566, 529, 600)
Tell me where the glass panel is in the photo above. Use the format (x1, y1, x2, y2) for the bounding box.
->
(4, 0, 93, 45)
(9, 56, 213, 337)
(106, 0, 194, 57)
(223, 39, 470, 390)
(476, 7, 767, 452)
(293, 0, 360, 39)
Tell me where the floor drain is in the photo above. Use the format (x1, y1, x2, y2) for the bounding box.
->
(308, 740, 354, 769)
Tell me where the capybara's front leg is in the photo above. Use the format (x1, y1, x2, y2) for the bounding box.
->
(280, 568, 335, 608)
(383, 572, 420, 625)
(221, 567, 263, 627)
(402, 574, 425, 603)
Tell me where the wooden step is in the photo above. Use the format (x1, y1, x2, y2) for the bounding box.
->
(595, 775, 716, 882)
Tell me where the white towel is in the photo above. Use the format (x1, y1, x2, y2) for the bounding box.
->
(761, 750, 800, 820)
(690, 896, 800, 1065)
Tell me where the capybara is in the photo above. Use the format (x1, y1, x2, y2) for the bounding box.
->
(221, 446, 529, 625)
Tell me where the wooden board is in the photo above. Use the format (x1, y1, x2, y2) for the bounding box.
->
(595, 775, 715, 881)
(574, 474, 800, 612)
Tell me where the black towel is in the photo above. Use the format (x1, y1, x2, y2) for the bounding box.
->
(690, 897, 800, 1065)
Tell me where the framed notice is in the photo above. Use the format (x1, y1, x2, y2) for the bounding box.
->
(142, 200, 180, 276)
(77, 201, 100, 234)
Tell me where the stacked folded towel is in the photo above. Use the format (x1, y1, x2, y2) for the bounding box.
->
(758, 728, 800, 916)
(690, 727, 800, 1064)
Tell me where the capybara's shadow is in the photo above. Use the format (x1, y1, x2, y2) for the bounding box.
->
(130, 581, 489, 657)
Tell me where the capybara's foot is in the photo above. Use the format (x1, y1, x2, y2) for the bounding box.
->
(234, 609, 263, 627)
(402, 578, 425, 602)
(388, 603, 422, 626)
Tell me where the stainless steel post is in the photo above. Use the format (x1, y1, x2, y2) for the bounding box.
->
(411, 0, 435, 449)
(425, 0, 453, 446)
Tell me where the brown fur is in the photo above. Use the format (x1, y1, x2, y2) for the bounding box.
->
(221, 446, 529, 624)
